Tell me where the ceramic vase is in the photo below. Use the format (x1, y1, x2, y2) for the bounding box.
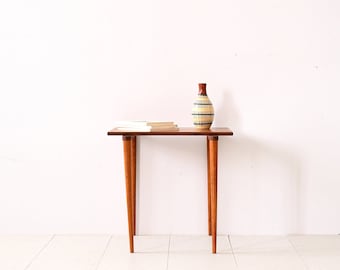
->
(192, 83, 214, 129)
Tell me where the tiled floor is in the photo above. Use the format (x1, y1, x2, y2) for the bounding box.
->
(1, 235, 340, 270)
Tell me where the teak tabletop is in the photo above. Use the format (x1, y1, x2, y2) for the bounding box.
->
(107, 127, 233, 253)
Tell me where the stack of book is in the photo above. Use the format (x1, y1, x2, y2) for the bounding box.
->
(114, 121, 179, 131)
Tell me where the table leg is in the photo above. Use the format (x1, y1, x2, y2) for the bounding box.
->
(131, 136, 137, 235)
(207, 137, 212, 236)
(123, 135, 135, 253)
(208, 135, 218, 254)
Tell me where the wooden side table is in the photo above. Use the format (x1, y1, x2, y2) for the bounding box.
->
(107, 127, 233, 253)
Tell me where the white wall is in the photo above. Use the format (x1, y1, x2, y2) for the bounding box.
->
(1, 0, 340, 234)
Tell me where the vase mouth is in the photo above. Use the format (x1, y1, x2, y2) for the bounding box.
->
(198, 83, 207, 95)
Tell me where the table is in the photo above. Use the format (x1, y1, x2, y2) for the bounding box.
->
(107, 127, 233, 253)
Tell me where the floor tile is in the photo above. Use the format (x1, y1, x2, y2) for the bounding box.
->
(167, 235, 237, 270)
(97, 235, 169, 270)
(230, 235, 306, 270)
(0, 235, 52, 270)
(289, 235, 340, 270)
(26, 235, 110, 270)
(3, 234, 339, 270)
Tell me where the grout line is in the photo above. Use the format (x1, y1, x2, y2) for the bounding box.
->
(24, 234, 55, 270)
(165, 235, 171, 270)
(287, 236, 309, 270)
(227, 235, 239, 269)
(93, 235, 113, 270)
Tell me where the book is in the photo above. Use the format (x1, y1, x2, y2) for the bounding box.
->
(114, 120, 176, 127)
(115, 126, 179, 132)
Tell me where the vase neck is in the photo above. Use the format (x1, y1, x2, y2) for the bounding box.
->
(198, 83, 207, 95)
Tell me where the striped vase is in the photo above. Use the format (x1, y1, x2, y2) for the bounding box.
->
(192, 83, 214, 129)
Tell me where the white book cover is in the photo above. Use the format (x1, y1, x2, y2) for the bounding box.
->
(114, 120, 176, 127)
(116, 126, 179, 132)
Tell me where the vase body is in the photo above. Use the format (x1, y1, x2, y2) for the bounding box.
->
(192, 83, 214, 129)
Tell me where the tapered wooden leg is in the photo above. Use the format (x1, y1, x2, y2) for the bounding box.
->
(131, 136, 137, 235)
(208, 136, 218, 254)
(207, 137, 212, 236)
(123, 135, 134, 253)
